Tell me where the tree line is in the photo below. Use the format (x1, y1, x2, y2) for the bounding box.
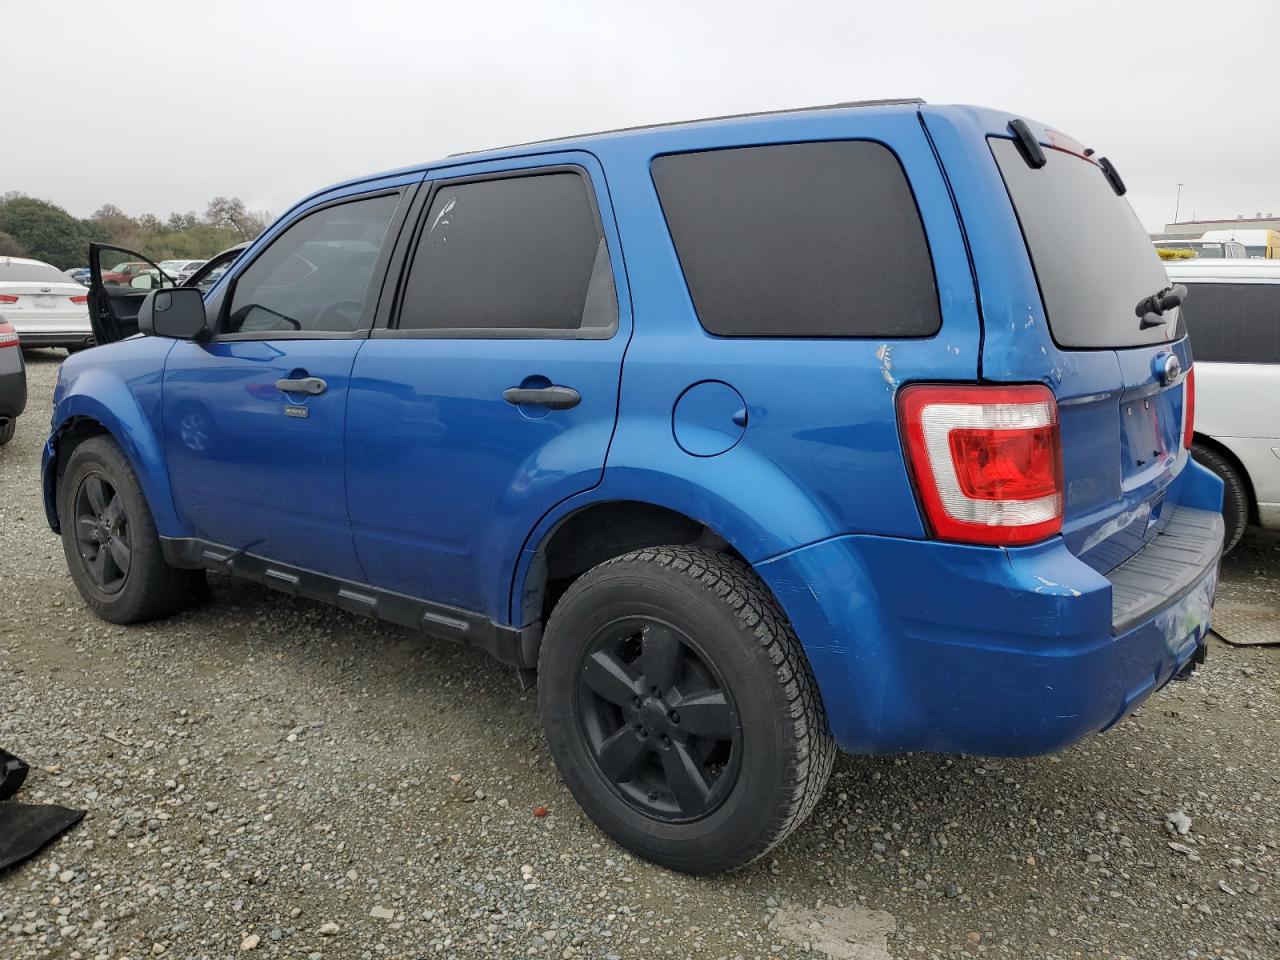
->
(0, 192, 271, 270)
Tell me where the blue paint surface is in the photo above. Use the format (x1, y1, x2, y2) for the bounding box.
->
(44, 101, 1224, 758)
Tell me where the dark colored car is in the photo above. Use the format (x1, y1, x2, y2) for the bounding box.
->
(0, 321, 26, 446)
(44, 101, 1223, 874)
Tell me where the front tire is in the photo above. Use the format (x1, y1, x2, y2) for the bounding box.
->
(1192, 443, 1249, 554)
(0, 417, 14, 446)
(538, 546, 834, 874)
(57, 435, 197, 623)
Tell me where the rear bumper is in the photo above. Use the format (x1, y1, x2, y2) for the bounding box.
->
(756, 463, 1225, 757)
(14, 329, 94, 348)
(0, 349, 26, 419)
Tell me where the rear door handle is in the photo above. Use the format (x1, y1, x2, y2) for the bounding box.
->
(502, 385, 581, 410)
(276, 376, 327, 396)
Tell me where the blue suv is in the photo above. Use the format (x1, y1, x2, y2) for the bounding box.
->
(45, 100, 1224, 874)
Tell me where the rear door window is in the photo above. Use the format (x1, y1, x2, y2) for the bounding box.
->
(990, 137, 1175, 349)
(651, 141, 940, 338)
(396, 171, 616, 336)
(1179, 282, 1280, 363)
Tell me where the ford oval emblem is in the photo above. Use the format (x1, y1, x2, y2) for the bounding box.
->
(1153, 352, 1182, 386)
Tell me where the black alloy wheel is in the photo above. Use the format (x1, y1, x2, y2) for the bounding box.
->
(539, 545, 834, 873)
(577, 617, 740, 822)
(72, 472, 132, 594)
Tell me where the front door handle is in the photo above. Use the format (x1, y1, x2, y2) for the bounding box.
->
(502, 385, 581, 410)
(276, 376, 327, 396)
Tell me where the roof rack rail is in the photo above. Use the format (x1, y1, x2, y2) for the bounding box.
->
(447, 98, 925, 158)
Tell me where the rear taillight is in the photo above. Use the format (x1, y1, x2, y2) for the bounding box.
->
(69, 294, 88, 304)
(0, 294, 18, 304)
(0, 322, 18, 348)
(1182, 368, 1195, 450)
(898, 384, 1063, 546)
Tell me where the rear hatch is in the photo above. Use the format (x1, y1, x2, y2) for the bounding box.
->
(986, 130, 1192, 573)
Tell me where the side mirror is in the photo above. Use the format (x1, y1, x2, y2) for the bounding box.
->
(138, 288, 208, 340)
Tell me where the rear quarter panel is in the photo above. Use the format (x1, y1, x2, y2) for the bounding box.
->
(590, 109, 981, 552)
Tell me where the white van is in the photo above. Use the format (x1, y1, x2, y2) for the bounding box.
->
(1166, 259, 1280, 550)
(1199, 228, 1280, 259)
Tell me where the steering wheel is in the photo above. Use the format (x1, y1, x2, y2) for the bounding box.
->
(313, 299, 364, 332)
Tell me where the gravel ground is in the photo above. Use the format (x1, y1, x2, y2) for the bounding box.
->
(1, 349, 1277, 960)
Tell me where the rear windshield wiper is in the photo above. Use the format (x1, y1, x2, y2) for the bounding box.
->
(1135, 283, 1187, 328)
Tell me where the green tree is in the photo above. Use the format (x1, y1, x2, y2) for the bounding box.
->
(0, 231, 27, 257)
(0, 196, 92, 268)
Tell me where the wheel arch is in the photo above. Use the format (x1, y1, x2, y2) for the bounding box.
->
(44, 388, 181, 537)
(514, 498, 747, 629)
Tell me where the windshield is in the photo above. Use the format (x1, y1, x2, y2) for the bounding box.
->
(0, 260, 71, 283)
(990, 137, 1178, 349)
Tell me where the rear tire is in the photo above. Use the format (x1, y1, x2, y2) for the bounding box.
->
(57, 435, 197, 623)
(1192, 443, 1249, 554)
(538, 545, 834, 874)
(0, 418, 14, 446)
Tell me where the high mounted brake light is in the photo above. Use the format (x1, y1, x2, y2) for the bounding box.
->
(898, 384, 1063, 546)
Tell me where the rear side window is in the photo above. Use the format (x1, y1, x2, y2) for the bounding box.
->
(651, 141, 940, 338)
(397, 172, 616, 335)
(1180, 282, 1280, 363)
(990, 137, 1174, 350)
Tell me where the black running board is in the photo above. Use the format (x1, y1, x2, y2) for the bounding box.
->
(160, 537, 540, 669)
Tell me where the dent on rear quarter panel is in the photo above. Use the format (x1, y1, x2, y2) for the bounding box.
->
(47, 340, 183, 537)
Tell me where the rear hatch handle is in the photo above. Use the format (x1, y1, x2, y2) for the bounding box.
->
(1135, 283, 1187, 329)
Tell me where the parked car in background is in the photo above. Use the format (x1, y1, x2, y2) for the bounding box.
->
(158, 259, 207, 283)
(46, 102, 1223, 874)
(0, 257, 94, 352)
(69, 267, 92, 286)
(1168, 258, 1280, 550)
(181, 244, 245, 292)
(0, 320, 26, 446)
(103, 261, 164, 287)
(1199, 228, 1280, 259)
(1153, 239, 1249, 259)
(174, 260, 206, 283)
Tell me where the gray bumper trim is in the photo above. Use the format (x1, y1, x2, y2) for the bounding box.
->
(1107, 505, 1224, 634)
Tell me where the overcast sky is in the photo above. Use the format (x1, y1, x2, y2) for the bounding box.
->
(3, 0, 1276, 232)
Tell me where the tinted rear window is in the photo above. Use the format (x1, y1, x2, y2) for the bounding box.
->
(990, 137, 1176, 349)
(398, 172, 615, 334)
(1179, 282, 1280, 363)
(0, 261, 70, 283)
(652, 141, 940, 338)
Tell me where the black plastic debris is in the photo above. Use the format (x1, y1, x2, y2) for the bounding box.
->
(0, 748, 29, 801)
(0, 803, 86, 871)
(0, 747, 86, 872)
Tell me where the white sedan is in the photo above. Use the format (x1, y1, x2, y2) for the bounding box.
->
(0, 257, 94, 352)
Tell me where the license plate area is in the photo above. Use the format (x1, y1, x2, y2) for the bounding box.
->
(1119, 392, 1178, 483)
